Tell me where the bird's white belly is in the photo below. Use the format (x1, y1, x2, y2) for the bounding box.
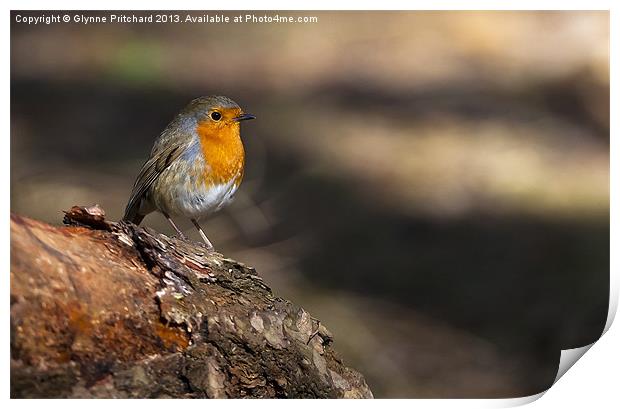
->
(172, 178, 239, 219)
(151, 160, 240, 219)
(148, 141, 243, 220)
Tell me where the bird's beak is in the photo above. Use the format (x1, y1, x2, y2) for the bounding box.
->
(233, 113, 256, 122)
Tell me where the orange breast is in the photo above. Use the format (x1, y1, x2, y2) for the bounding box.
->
(196, 120, 245, 187)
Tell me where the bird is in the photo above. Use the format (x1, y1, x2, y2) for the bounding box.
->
(123, 96, 255, 250)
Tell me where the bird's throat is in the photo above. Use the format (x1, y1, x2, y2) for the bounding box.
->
(196, 122, 245, 186)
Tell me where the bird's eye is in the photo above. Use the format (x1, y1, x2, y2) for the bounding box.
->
(210, 111, 222, 121)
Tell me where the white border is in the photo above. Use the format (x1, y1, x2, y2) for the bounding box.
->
(3, 1, 616, 407)
(1, 1, 615, 11)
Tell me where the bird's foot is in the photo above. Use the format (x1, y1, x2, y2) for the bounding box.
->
(197, 241, 215, 252)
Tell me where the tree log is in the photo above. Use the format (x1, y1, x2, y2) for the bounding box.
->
(10, 206, 373, 398)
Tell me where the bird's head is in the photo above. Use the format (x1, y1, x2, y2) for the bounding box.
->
(183, 96, 255, 139)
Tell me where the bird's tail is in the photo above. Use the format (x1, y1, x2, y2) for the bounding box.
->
(122, 202, 145, 225)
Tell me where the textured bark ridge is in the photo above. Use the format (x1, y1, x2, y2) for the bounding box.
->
(10, 206, 373, 398)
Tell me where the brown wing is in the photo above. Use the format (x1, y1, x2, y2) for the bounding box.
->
(123, 143, 186, 223)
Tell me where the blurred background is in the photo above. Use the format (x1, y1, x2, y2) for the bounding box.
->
(11, 11, 609, 398)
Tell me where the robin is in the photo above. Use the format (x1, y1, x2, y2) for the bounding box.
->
(123, 96, 255, 250)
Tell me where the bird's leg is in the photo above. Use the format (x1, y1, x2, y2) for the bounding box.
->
(191, 219, 214, 250)
(163, 212, 187, 240)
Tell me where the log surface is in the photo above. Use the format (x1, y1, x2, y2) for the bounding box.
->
(10, 206, 373, 398)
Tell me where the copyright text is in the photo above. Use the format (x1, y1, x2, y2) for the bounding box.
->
(14, 13, 319, 25)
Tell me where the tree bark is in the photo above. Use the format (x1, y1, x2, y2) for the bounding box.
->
(10, 205, 373, 399)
